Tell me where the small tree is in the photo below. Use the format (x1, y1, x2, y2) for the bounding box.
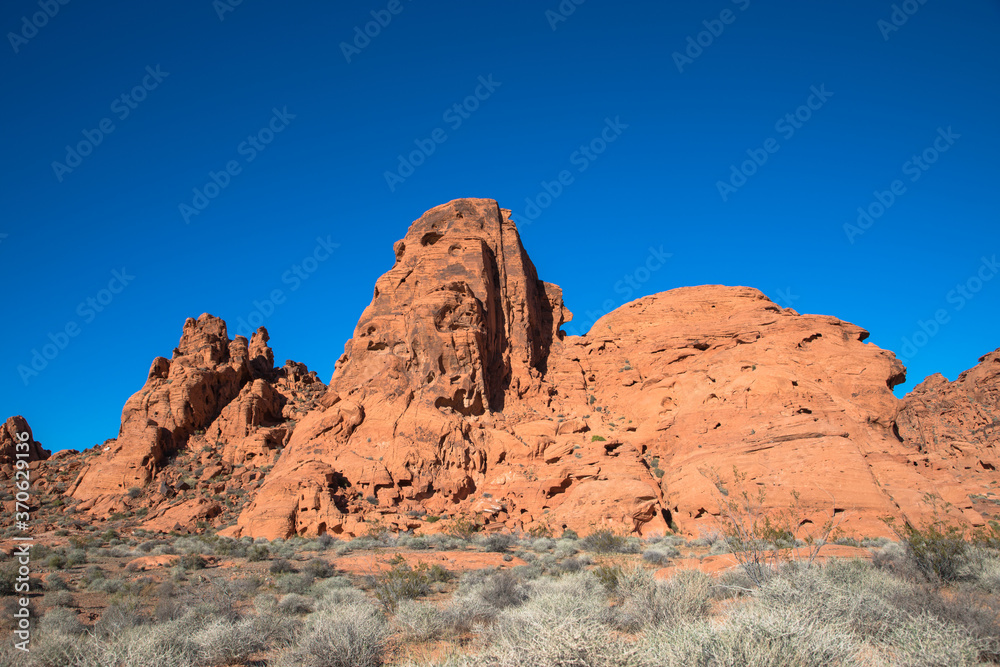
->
(705, 466, 839, 587)
(881, 493, 971, 584)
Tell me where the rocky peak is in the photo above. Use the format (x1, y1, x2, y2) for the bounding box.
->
(332, 197, 569, 415)
(0, 416, 49, 464)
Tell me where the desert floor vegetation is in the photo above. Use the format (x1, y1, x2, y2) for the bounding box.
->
(1, 521, 999, 666)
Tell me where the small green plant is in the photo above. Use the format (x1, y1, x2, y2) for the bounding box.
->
(180, 553, 206, 570)
(582, 527, 631, 554)
(247, 545, 270, 561)
(591, 435, 607, 442)
(706, 466, 839, 587)
(882, 494, 973, 583)
(369, 560, 450, 612)
(446, 515, 482, 540)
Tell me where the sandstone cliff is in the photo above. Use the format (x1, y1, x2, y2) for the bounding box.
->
(58, 198, 1000, 541)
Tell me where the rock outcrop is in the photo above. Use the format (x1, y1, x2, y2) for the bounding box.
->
(896, 349, 1000, 525)
(61, 198, 1000, 541)
(227, 198, 1000, 541)
(67, 315, 324, 508)
(0, 416, 49, 464)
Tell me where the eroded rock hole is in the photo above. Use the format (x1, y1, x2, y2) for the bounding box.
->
(421, 231, 444, 246)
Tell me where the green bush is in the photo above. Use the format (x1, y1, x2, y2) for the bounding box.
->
(369, 560, 449, 612)
(581, 528, 632, 554)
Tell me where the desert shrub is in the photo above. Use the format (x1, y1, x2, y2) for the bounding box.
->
(397, 534, 431, 551)
(151, 543, 178, 556)
(369, 560, 449, 611)
(45, 553, 67, 570)
(470, 569, 529, 610)
(553, 538, 579, 558)
(65, 549, 87, 567)
(581, 528, 632, 554)
(708, 467, 838, 587)
(895, 519, 970, 583)
(45, 590, 74, 607)
(642, 545, 679, 565)
(93, 598, 145, 637)
(179, 553, 206, 570)
(968, 548, 1000, 594)
(468, 573, 625, 667)
(276, 572, 315, 595)
(531, 537, 557, 552)
(40, 606, 86, 636)
(88, 576, 129, 594)
(445, 515, 482, 540)
(0, 563, 19, 596)
(247, 544, 270, 561)
(274, 602, 389, 667)
(480, 533, 516, 553)
(883, 611, 983, 667)
(278, 593, 314, 615)
(315, 585, 370, 612)
(45, 573, 70, 591)
(173, 536, 215, 555)
(425, 533, 465, 551)
(303, 558, 335, 578)
(689, 530, 723, 548)
(195, 613, 300, 665)
(9, 632, 94, 667)
(269, 558, 297, 575)
(635, 603, 862, 667)
(212, 537, 248, 558)
(883, 579, 1000, 662)
(88, 616, 201, 667)
(393, 599, 448, 641)
(81, 565, 104, 586)
(558, 556, 586, 574)
(603, 567, 711, 632)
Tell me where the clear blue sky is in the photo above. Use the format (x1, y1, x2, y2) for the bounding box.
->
(2, 0, 998, 452)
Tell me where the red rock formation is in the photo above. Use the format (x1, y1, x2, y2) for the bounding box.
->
(67, 315, 324, 507)
(0, 416, 49, 464)
(230, 199, 1000, 541)
(896, 349, 1000, 525)
(233, 198, 654, 539)
(64, 198, 1000, 541)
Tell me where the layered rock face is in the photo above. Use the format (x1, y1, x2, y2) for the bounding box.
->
(67, 315, 324, 507)
(228, 198, 1000, 540)
(233, 198, 618, 539)
(566, 288, 924, 537)
(0, 416, 49, 464)
(896, 349, 1000, 524)
(63, 198, 1000, 540)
